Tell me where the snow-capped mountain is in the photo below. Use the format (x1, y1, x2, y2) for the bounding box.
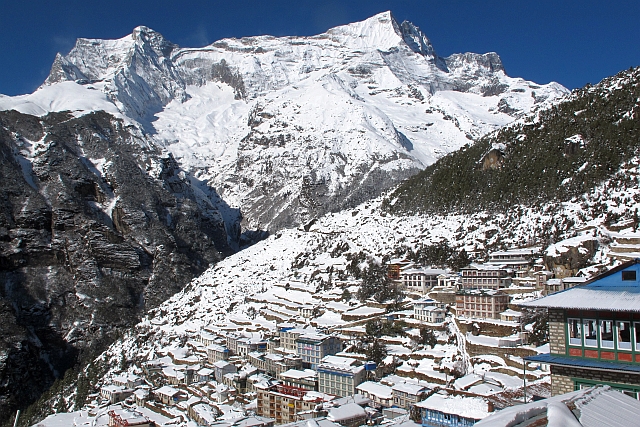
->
(1, 11, 567, 231)
(91, 66, 640, 395)
(0, 12, 573, 422)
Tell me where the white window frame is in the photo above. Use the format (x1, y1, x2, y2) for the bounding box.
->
(600, 319, 614, 349)
(568, 318, 582, 346)
(583, 319, 598, 347)
(617, 320, 632, 350)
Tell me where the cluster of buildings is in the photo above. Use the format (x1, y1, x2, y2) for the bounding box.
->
(391, 247, 589, 321)
(91, 246, 640, 427)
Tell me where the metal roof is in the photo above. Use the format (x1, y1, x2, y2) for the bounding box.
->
(520, 287, 640, 312)
(525, 353, 640, 374)
(475, 385, 640, 427)
(520, 259, 640, 312)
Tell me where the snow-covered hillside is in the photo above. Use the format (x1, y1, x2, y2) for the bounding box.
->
(0, 11, 567, 231)
(106, 155, 640, 365)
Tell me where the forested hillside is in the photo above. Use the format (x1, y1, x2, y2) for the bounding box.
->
(385, 67, 640, 215)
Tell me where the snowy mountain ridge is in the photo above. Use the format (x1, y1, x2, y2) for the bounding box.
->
(0, 11, 568, 231)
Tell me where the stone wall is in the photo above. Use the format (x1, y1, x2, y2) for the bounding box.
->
(550, 370, 574, 395)
(548, 308, 566, 355)
(551, 365, 640, 396)
(457, 318, 518, 338)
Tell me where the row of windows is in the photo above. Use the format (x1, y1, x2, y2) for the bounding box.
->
(464, 303, 500, 309)
(576, 381, 640, 399)
(462, 278, 504, 284)
(318, 374, 354, 384)
(462, 270, 506, 277)
(568, 318, 639, 351)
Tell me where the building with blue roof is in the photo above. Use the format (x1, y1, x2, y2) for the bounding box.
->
(521, 259, 640, 397)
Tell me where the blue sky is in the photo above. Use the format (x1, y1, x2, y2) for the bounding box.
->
(0, 0, 638, 95)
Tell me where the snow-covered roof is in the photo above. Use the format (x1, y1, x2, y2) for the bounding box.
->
(133, 388, 149, 398)
(489, 248, 538, 256)
(264, 353, 284, 361)
(101, 384, 126, 393)
(500, 309, 522, 317)
(208, 344, 229, 352)
(192, 403, 218, 423)
(297, 332, 331, 342)
(453, 374, 483, 391)
(400, 268, 446, 276)
(113, 373, 141, 382)
(390, 382, 429, 395)
(475, 385, 640, 427)
(356, 381, 393, 399)
(155, 385, 181, 397)
(303, 391, 335, 402)
(320, 355, 359, 367)
(521, 260, 640, 312)
(280, 369, 317, 380)
(416, 393, 490, 420)
(462, 263, 509, 271)
(318, 356, 364, 375)
(109, 408, 149, 425)
(279, 417, 341, 427)
(563, 276, 588, 284)
(213, 360, 235, 368)
(327, 403, 367, 422)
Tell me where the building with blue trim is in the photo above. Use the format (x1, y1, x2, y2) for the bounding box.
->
(522, 259, 640, 397)
(296, 333, 342, 369)
(317, 356, 366, 397)
(415, 392, 491, 427)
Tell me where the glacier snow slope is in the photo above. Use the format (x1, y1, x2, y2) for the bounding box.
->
(0, 11, 568, 231)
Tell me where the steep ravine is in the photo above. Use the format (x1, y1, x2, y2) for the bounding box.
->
(0, 109, 233, 422)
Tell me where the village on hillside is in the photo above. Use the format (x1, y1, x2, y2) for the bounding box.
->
(36, 241, 640, 427)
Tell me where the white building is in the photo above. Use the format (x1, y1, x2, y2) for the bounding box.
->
(112, 373, 144, 389)
(154, 385, 185, 406)
(399, 267, 447, 294)
(413, 298, 446, 323)
(100, 385, 132, 404)
(355, 381, 393, 407)
(317, 356, 367, 397)
(487, 248, 538, 269)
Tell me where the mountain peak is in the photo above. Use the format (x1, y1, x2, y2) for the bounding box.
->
(324, 11, 404, 51)
(131, 26, 177, 56)
(324, 11, 438, 59)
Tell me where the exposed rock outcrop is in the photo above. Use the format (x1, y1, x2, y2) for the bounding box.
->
(0, 109, 231, 421)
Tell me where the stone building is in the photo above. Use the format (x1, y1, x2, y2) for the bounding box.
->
(455, 289, 509, 320)
(255, 382, 333, 424)
(523, 259, 640, 397)
(459, 264, 512, 290)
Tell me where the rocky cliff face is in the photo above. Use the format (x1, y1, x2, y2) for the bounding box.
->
(0, 109, 232, 421)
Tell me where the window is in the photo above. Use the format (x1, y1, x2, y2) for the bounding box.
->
(635, 322, 640, 351)
(584, 319, 597, 347)
(600, 320, 614, 348)
(618, 321, 631, 350)
(622, 270, 637, 281)
(568, 318, 582, 345)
